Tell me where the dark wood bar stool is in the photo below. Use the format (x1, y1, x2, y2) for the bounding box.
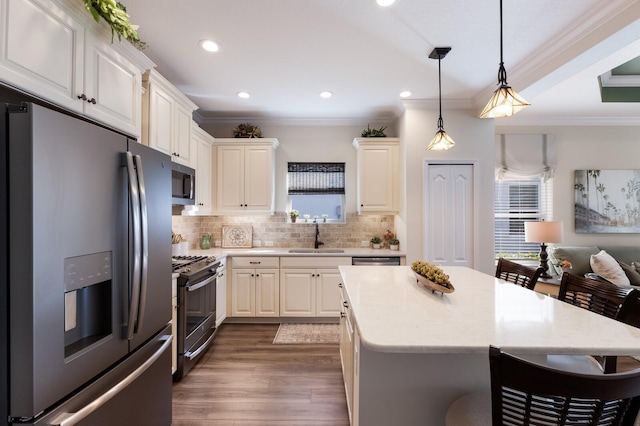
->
(495, 258, 544, 290)
(446, 346, 640, 425)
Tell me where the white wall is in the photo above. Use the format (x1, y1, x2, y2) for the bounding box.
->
(497, 125, 640, 248)
(400, 108, 496, 274)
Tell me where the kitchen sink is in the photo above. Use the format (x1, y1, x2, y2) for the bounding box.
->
(288, 249, 345, 254)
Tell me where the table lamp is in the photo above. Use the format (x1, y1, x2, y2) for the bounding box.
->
(524, 221, 564, 278)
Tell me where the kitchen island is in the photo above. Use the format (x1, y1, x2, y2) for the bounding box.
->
(338, 265, 640, 425)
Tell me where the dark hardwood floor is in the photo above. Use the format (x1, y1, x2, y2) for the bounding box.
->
(172, 323, 640, 425)
(172, 323, 350, 426)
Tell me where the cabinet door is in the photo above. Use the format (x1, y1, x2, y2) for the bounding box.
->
(0, 0, 84, 113)
(280, 270, 315, 316)
(358, 145, 395, 213)
(255, 269, 279, 317)
(147, 85, 173, 156)
(173, 102, 193, 166)
(215, 265, 227, 325)
(195, 134, 213, 213)
(84, 33, 141, 136)
(316, 269, 342, 316)
(216, 145, 245, 212)
(231, 269, 255, 317)
(244, 146, 272, 211)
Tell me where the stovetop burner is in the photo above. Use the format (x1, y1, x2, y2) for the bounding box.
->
(172, 255, 217, 273)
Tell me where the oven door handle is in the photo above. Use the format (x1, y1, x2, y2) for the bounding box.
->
(184, 332, 216, 360)
(185, 272, 219, 292)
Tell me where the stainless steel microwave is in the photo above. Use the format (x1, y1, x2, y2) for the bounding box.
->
(171, 162, 195, 205)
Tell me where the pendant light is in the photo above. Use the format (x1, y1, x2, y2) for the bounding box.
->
(479, 0, 530, 118)
(427, 47, 455, 151)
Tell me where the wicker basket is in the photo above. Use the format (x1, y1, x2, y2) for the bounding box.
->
(413, 271, 455, 294)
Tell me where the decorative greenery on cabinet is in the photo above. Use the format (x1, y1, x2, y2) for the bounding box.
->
(83, 0, 146, 49)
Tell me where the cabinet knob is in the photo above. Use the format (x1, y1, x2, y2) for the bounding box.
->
(77, 94, 87, 101)
(360, 204, 364, 207)
(343, 301, 349, 308)
(256, 273, 260, 277)
(87, 97, 96, 104)
(338, 283, 343, 288)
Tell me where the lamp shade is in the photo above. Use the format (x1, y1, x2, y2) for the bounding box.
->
(479, 85, 530, 118)
(524, 221, 564, 243)
(427, 129, 455, 151)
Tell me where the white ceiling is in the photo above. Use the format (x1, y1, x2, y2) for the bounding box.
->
(125, 0, 640, 126)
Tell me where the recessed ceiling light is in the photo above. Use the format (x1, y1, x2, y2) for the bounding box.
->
(399, 91, 412, 98)
(320, 91, 333, 98)
(237, 91, 250, 99)
(377, 0, 395, 6)
(199, 39, 220, 53)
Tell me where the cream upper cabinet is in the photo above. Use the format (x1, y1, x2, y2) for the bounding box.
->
(353, 137, 400, 214)
(213, 138, 279, 214)
(142, 69, 198, 166)
(192, 124, 214, 214)
(0, 0, 152, 137)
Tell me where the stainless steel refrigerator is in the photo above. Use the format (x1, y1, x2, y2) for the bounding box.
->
(1, 95, 172, 425)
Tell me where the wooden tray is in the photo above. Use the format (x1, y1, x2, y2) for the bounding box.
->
(413, 271, 455, 294)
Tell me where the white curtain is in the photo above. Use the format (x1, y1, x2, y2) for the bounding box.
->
(495, 134, 557, 181)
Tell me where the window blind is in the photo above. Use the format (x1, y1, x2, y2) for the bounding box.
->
(494, 178, 553, 258)
(287, 162, 345, 195)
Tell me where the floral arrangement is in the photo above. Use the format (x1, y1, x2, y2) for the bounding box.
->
(554, 259, 573, 269)
(84, 0, 146, 49)
(322, 214, 329, 222)
(289, 209, 299, 218)
(303, 214, 311, 222)
(233, 123, 262, 138)
(370, 236, 382, 244)
(361, 124, 387, 137)
(389, 238, 399, 246)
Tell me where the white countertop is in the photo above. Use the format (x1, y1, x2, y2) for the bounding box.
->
(339, 265, 640, 356)
(183, 247, 405, 257)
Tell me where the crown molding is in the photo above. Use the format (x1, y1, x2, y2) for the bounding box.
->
(493, 115, 640, 127)
(473, 0, 640, 106)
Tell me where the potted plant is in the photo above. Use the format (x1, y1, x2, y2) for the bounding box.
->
(361, 124, 387, 138)
(233, 123, 262, 138)
(289, 209, 299, 223)
(389, 238, 400, 250)
(370, 236, 382, 249)
(84, 0, 146, 49)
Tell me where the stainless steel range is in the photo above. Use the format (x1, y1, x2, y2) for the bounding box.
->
(172, 255, 220, 380)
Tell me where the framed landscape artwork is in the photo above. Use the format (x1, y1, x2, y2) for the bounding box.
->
(574, 169, 640, 233)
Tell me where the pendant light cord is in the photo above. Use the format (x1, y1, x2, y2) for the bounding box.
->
(437, 54, 444, 130)
(497, 0, 508, 86)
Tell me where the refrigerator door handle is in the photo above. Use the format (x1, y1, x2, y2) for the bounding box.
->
(50, 335, 172, 426)
(125, 152, 142, 340)
(133, 154, 148, 334)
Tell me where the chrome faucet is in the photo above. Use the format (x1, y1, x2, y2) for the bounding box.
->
(314, 221, 324, 249)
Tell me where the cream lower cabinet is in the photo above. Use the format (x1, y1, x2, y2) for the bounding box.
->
(279, 257, 350, 317)
(215, 257, 227, 326)
(339, 282, 355, 422)
(353, 137, 400, 214)
(230, 257, 279, 317)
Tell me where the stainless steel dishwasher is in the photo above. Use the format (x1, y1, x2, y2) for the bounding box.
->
(351, 256, 401, 266)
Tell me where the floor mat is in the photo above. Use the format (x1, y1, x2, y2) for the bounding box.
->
(273, 323, 340, 344)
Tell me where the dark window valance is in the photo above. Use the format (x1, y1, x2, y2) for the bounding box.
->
(287, 162, 345, 195)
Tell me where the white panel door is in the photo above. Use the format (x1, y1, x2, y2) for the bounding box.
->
(255, 269, 279, 317)
(244, 146, 272, 211)
(426, 164, 474, 267)
(316, 270, 342, 316)
(280, 270, 314, 316)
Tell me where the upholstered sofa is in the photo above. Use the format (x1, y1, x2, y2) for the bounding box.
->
(550, 245, 640, 287)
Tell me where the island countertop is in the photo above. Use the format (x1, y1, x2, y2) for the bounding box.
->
(338, 265, 640, 356)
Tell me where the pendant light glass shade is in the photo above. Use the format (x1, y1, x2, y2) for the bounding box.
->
(480, 84, 529, 118)
(480, 0, 530, 118)
(427, 47, 455, 151)
(427, 128, 456, 150)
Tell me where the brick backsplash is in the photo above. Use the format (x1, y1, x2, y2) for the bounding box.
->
(171, 213, 395, 250)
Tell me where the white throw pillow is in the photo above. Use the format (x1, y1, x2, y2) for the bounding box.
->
(590, 250, 630, 287)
